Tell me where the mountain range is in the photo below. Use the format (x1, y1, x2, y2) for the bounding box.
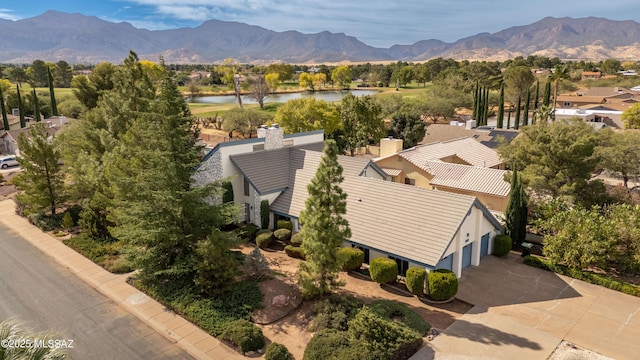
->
(1, 11, 639, 64)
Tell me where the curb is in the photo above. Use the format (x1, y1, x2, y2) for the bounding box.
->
(0, 199, 245, 360)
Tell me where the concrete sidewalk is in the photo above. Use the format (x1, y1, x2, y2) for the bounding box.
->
(0, 200, 245, 360)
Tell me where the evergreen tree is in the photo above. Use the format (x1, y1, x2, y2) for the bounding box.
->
(389, 112, 426, 149)
(514, 96, 521, 130)
(13, 123, 66, 215)
(523, 89, 530, 126)
(543, 81, 551, 107)
(32, 89, 41, 122)
(0, 85, 8, 130)
(339, 94, 384, 156)
(483, 87, 490, 125)
(48, 67, 58, 116)
(472, 81, 479, 120)
(497, 83, 504, 128)
(17, 84, 25, 128)
(298, 140, 351, 298)
(533, 80, 540, 110)
(505, 170, 528, 246)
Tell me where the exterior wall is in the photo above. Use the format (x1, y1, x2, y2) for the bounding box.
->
(433, 185, 508, 212)
(361, 164, 386, 180)
(260, 191, 283, 229)
(374, 155, 433, 188)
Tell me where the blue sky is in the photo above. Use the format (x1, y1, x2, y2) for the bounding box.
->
(1, 1, 640, 47)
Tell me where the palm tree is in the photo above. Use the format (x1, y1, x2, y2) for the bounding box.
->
(0, 320, 70, 360)
(533, 104, 555, 124)
(548, 65, 570, 111)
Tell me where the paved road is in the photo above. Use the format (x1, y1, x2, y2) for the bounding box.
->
(0, 224, 193, 360)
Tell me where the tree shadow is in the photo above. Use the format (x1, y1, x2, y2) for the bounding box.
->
(440, 315, 542, 350)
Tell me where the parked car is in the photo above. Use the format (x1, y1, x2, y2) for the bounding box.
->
(0, 156, 19, 169)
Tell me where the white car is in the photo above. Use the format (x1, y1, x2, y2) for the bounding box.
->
(0, 156, 19, 169)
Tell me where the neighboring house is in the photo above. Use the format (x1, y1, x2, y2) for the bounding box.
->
(1, 121, 62, 155)
(555, 108, 624, 129)
(194, 126, 503, 278)
(581, 71, 602, 80)
(421, 123, 518, 149)
(375, 137, 510, 212)
(555, 87, 638, 128)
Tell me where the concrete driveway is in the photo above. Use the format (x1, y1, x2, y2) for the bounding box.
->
(419, 253, 640, 360)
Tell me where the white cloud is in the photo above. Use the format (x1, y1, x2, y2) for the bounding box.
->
(0, 8, 18, 21)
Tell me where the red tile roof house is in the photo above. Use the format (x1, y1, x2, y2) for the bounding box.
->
(193, 126, 503, 278)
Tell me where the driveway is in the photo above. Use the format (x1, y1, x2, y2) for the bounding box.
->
(418, 253, 640, 360)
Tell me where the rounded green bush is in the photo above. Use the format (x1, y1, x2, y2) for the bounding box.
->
(284, 245, 306, 259)
(236, 224, 259, 242)
(255, 230, 273, 249)
(274, 228, 292, 242)
(220, 319, 265, 354)
(427, 269, 458, 301)
(290, 233, 302, 246)
(369, 258, 398, 284)
(405, 268, 426, 295)
(276, 220, 293, 231)
(337, 247, 365, 271)
(493, 234, 513, 257)
(303, 329, 351, 360)
(265, 342, 292, 360)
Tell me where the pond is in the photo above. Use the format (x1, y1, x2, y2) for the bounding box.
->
(188, 89, 378, 104)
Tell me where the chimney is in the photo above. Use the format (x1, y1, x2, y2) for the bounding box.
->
(465, 120, 476, 130)
(257, 124, 284, 150)
(380, 137, 404, 157)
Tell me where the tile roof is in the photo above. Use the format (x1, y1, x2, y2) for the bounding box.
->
(381, 167, 402, 177)
(421, 124, 518, 148)
(400, 137, 503, 168)
(270, 149, 494, 266)
(424, 161, 510, 197)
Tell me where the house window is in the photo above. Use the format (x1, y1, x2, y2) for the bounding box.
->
(388, 256, 409, 276)
(243, 177, 250, 196)
(404, 178, 415, 186)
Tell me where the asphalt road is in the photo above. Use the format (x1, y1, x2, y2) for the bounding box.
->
(0, 224, 193, 360)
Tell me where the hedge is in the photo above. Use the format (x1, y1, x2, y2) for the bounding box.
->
(523, 256, 640, 297)
(427, 269, 458, 301)
(220, 319, 265, 354)
(265, 342, 292, 360)
(369, 300, 431, 335)
(337, 248, 364, 271)
(369, 258, 398, 284)
(290, 233, 302, 246)
(255, 230, 273, 249)
(284, 245, 306, 259)
(405, 268, 426, 295)
(274, 228, 292, 242)
(276, 220, 293, 231)
(493, 234, 512, 257)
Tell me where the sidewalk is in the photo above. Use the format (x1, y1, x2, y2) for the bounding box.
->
(0, 199, 246, 360)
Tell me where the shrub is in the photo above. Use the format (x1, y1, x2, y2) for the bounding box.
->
(369, 258, 398, 284)
(405, 268, 426, 295)
(27, 212, 62, 231)
(337, 248, 364, 271)
(255, 230, 273, 249)
(220, 319, 265, 354)
(235, 223, 260, 242)
(348, 307, 423, 360)
(309, 294, 364, 332)
(265, 342, 291, 360)
(276, 220, 292, 231)
(274, 228, 292, 242)
(260, 200, 270, 229)
(222, 181, 234, 203)
(369, 300, 431, 335)
(493, 234, 513, 257)
(303, 329, 351, 360)
(284, 245, 305, 259)
(64, 234, 118, 265)
(245, 247, 271, 281)
(427, 269, 458, 301)
(290, 233, 302, 246)
(61, 211, 74, 229)
(103, 255, 134, 274)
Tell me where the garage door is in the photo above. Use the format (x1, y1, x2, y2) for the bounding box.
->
(436, 254, 453, 271)
(480, 233, 490, 257)
(462, 243, 473, 269)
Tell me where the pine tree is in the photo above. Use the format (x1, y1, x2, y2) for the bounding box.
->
(543, 81, 551, 107)
(497, 83, 504, 128)
(514, 96, 521, 130)
(298, 139, 351, 298)
(523, 89, 530, 126)
(0, 85, 8, 130)
(13, 123, 66, 215)
(17, 84, 25, 128)
(32, 89, 41, 122)
(505, 170, 528, 246)
(48, 67, 58, 116)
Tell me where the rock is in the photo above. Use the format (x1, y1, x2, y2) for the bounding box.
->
(272, 294, 290, 307)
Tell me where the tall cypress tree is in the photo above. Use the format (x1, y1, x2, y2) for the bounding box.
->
(32, 89, 41, 122)
(534, 80, 540, 110)
(483, 87, 490, 125)
(543, 81, 551, 107)
(48, 67, 58, 116)
(523, 89, 530, 126)
(514, 96, 521, 130)
(472, 82, 479, 120)
(298, 139, 351, 298)
(17, 85, 25, 128)
(0, 85, 8, 130)
(506, 170, 528, 246)
(497, 83, 504, 128)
